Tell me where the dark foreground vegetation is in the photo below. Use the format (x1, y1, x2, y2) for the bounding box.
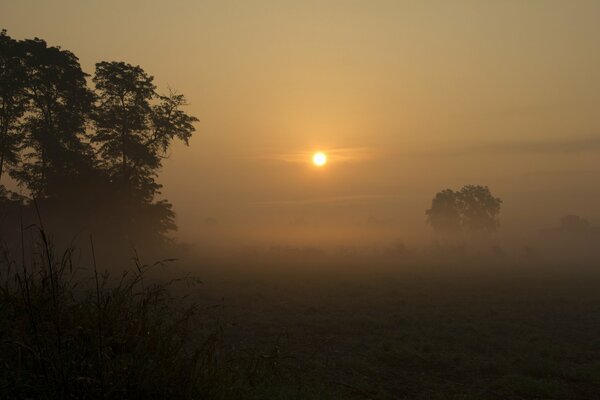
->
(0, 229, 290, 399)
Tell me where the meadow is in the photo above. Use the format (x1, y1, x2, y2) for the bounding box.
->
(2, 233, 600, 399)
(180, 247, 600, 399)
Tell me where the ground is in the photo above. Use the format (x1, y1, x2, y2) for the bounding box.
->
(184, 252, 600, 399)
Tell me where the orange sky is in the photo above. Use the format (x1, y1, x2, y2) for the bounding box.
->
(3, 1, 600, 244)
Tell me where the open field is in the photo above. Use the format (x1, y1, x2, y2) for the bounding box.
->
(184, 252, 600, 399)
(2, 238, 600, 399)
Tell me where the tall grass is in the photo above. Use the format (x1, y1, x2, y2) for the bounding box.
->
(0, 220, 285, 399)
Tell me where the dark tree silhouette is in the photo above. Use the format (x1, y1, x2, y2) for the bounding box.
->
(92, 61, 157, 190)
(0, 31, 198, 247)
(0, 30, 28, 183)
(14, 37, 95, 197)
(426, 185, 502, 234)
(425, 189, 461, 232)
(151, 91, 197, 151)
(92, 62, 196, 192)
(457, 185, 502, 233)
(91, 61, 197, 239)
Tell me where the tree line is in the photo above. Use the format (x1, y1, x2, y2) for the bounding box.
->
(0, 30, 197, 245)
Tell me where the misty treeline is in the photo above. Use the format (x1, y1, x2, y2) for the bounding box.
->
(0, 30, 197, 246)
(425, 185, 599, 242)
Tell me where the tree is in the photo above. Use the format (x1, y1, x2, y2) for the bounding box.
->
(151, 90, 197, 152)
(456, 185, 502, 233)
(14, 37, 95, 197)
(92, 61, 197, 238)
(559, 215, 590, 233)
(0, 31, 198, 245)
(92, 62, 196, 194)
(425, 189, 461, 232)
(426, 185, 502, 234)
(92, 61, 157, 190)
(0, 30, 28, 184)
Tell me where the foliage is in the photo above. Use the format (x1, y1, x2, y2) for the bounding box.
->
(0, 30, 28, 182)
(91, 62, 198, 239)
(424, 189, 461, 232)
(92, 61, 158, 190)
(0, 30, 198, 245)
(15, 36, 95, 197)
(0, 228, 288, 399)
(426, 185, 502, 234)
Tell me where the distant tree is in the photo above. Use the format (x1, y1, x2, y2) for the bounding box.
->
(426, 185, 502, 234)
(425, 189, 461, 232)
(0, 30, 28, 184)
(456, 185, 502, 233)
(13, 37, 95, 197)
(559, 215, 590, 233)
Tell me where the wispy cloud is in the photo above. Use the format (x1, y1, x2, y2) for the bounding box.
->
(256, 193, 399, 206)
(260, 146, 379, 164)
(425, 136, 600, 157)
(403, 136, 600, 157)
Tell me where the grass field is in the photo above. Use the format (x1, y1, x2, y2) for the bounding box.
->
(2, 240, 600, 399)
(187, 251, 600, 399)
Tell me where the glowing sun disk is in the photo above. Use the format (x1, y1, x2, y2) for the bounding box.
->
(312, 152, 327, 166)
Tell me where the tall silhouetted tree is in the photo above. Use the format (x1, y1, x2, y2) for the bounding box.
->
(0, 31, 198, 246)
(92, 62, 156, 191)
(427, 185, 502, 234)
(92, 61, 197, 238)
(14, 37, 94, 197)
(92, 62, 196, 192)
(0, 30, 28, 184)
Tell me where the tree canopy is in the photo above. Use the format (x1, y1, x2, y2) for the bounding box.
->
(426, 185, 502, 234)
(0, 31, 198, 246)
(0, 30, 28, 182)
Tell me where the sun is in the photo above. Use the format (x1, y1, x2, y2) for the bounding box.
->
(312, 152, 327, 166)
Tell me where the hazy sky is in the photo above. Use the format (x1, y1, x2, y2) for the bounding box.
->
(3, 1, 600, 243)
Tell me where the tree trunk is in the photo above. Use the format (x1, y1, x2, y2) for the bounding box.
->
(0, 149, 4, 184)
(0, 115, 5, 183)
(121, 134, 128, 185)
